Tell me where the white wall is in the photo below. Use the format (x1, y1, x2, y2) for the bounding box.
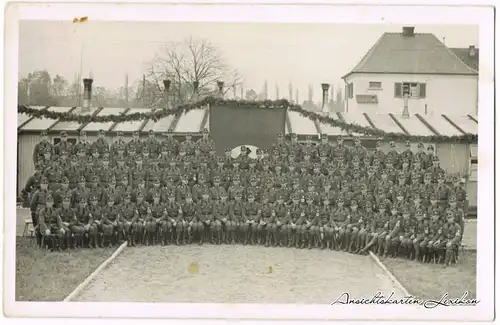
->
(344, 73, 478, 116)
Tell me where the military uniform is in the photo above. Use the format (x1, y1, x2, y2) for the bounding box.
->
(38, 195, 64, 250)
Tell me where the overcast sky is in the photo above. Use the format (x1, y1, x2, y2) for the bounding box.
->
(19, 21, 478, 102)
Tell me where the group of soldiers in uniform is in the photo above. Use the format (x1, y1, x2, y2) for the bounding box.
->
(23, 128, 468, 266)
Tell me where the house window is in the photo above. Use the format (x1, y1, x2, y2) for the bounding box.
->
(346, 83, 354, 99)
(469, 144, 478, 181)
(369, 81, 382, 89)
(394, 82, 426, 98)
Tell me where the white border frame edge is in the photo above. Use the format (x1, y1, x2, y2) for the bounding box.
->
(2, 0, 495, 321)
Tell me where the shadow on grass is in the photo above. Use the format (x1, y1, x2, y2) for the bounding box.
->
(382, 252, 477, 301)
(15, 237, 116, 301)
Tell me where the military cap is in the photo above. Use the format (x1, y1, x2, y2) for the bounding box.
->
(78, 176, 86, 183)
(350, 200, 358, 206)
(432, 156, 440, 162)
(133, 131, 139, 136)
(137, 192, 144, 198)
(135, 156, 143, 162)
(412, 173, 419, 179)
(320, 133, 328, 139)
(182, 174, 189, 179)
(44, 147, 52, 153)
(102, 155, 109, 161)
(63, 195, 71, 202)
(376, 140, 382, 147)
(431, 208, 439, 215)
(354, 136, 361, 142)
(124, 193, 132, 200)
(417, 142, 424, 148)
(405, 140, 411, 146)
(448, 195, 457, 202)
(415, 209, 423, 216)
(277, 132, 283, 137)
(115, 130, 123, 136)
(360, 183, 368, 189)
(365, 200, 373, 207)
(291, 133, 298, 138)
(109, 176, 116, 183)
(129, 146, 137, 152)
(61, 177, 69, 184)
(235, 191, 242, 198)
(60, 131, 68, 137)
(389, 141, 396, 147)
(46, 195, 54, 202)
(446, 209, 454, 216)
(91, 175, 99, 182)
(79, 130, 87, 136)
(247, 192, 255, 199)
(352, 156, 360, 162)
(41, 177, 49, 184)
(90, 195, 98, 201)
(401, 205, 410, 213)
(427, 145, 434, 150)
(41, 130, 48, 136)
(152, 191, 160, 198)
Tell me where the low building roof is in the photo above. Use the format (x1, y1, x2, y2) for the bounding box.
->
(18, 106, 477, 139)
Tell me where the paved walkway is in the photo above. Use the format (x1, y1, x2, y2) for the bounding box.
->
(74, 245, 405, 303)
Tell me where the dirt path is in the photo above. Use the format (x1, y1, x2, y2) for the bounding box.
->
(74, 245, 405, 303)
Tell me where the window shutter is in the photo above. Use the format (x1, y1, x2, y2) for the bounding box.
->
(350, 83, 354, 98)
(345, 84, 349, 99)
(419, 83, 426, 98)
(394, 83, 402, 98)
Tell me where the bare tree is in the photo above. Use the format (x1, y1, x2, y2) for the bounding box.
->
(142, 37, 242, 106)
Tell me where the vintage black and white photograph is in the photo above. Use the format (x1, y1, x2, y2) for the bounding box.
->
(3, 1, 495, 322)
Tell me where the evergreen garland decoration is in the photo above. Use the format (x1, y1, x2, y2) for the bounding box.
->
(18, 98, 477, 143)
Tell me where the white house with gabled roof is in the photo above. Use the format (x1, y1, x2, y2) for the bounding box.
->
(342, 26, 478, 116)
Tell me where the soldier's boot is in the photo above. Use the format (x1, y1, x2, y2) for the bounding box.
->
(91, 234, 98, 248)
(264, 233, 270, 247)
(199, 230, 204, 245)
(307, 234, 313, 249)
(151, 231, 156, 246)
(127, 234, 132, 246)
(117, 232, 123, 245)
(242, 231, 248, 245)
(66, 236, 72, 250)
(444, 249, 452, 267)
(414, 246, 420, 262)
(175, 230, 181, 246)
(161, 231, 166, 246)
(299, 234, 305, 249)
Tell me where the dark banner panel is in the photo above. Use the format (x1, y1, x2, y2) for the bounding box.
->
(210, 105, 286, 156)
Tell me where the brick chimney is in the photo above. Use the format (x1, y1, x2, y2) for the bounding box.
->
(82, 78, 93, 112)
(163, 80, 171, 109)
(469, 45, 477, 57)
(217, 81, 224, 98)
(321, 83, 330, 114)
(402, 26, 415, 37)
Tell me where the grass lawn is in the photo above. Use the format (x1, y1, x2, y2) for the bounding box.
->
(383, 252, 477, 301)
(16, 237, 116, 301)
